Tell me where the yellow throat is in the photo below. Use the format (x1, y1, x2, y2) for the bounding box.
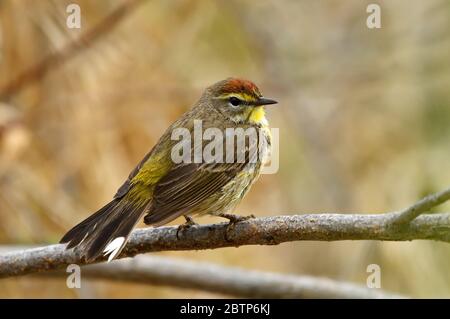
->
(249, 106, 268, 126)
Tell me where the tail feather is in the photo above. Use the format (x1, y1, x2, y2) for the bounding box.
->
(61, 200, 118, 249)
(60, 198, 148, 262)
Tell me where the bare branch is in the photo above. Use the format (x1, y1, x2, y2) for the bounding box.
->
(0, 188, 449, 279)
(2, 211, 450, 278)
(35, 255, 403, 298)
(391, 187, 450, 224)
(0, 0, 147, 100)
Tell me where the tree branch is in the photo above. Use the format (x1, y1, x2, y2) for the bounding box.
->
(36, 255, 403, 298)
(0, 188, 449, 278)
(2, 212, 450, 278)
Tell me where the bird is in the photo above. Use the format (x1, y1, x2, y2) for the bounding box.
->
(60, 77, 278, 262)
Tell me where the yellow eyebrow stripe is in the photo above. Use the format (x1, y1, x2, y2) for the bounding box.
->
(217, 93, 257, 103)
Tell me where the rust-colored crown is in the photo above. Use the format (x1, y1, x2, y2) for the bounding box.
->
(210, 78, 262, 98)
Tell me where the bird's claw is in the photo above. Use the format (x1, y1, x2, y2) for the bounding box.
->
(219, 213, 255, 241)
(176, 215, 198, 239)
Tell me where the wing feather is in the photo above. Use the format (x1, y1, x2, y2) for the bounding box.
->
(145, 128, 262, 224)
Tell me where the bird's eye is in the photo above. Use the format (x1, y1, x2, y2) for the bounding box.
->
(229, 97, 241, 107)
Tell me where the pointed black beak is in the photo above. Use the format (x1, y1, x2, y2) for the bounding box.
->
(254, 97, 278, 106)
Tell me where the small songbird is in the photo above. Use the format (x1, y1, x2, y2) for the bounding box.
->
(60, 78, 277, 262)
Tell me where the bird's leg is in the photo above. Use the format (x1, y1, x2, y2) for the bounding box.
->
(217, 213, 255, 241)
(176, 215, 198, 239)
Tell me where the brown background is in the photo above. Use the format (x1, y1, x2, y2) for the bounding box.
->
(0, 0, 449, 297)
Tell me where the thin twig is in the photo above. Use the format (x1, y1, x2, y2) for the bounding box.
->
(0, 0, 146, 100)
(34, 255, 403, 298)
(390, 187, 450, 224)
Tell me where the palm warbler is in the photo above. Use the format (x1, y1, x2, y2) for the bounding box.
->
(60, 78, 277, 261)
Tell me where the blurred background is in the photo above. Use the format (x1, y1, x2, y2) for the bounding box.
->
(0, 0, 449, 298)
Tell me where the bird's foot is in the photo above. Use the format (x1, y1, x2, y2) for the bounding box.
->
(218, 213, 255, 241)
(176, 215, 198, 239)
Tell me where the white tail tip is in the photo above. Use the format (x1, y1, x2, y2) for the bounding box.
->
(103, 237, 125, 262)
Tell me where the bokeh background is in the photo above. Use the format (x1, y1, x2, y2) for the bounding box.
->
(1, 0, 449, 298)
